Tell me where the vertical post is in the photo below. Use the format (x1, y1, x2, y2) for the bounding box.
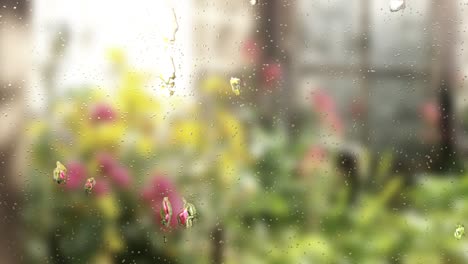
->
(430, 0, 460, 172)
(211, 224, 224, 264)
(337, 151, 359, 204)
(0, 0, 29, 261)
(359, 0, 370, 144)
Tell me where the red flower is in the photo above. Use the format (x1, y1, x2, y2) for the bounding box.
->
(65, 161, 87, 190)
(90, 103, 117, 123)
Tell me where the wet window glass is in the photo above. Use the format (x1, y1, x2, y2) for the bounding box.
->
(1, 0, 468, 263)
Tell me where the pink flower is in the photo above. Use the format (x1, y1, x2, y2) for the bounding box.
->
(59, 171, 66, 181)
(96, 153, 131, 189)
(312, 89, 336, 114)
(96, 152, 118, 175)
(311, 89, 344, 136)
(261, 63, 283, 89)
(160, 197, 172, 227)
(298, 145, 328, 177)
(142, 176, 176, 201)
(84, 177, 96, 194)
(93, 179, 110, 196)
(178, 208, 189, 226)
(65, 161, 87, 190)
(242, 38, 261, 64)
(142, 175, 183, 230)
(109, 166, 131, 188)
(177, 199, 198, 228)
(421, 101, 440, 127)
(350, 99, 366, 119)
(90, 103, 117, 123)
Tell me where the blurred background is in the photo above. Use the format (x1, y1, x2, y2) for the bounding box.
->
(2, 0, 468, 263)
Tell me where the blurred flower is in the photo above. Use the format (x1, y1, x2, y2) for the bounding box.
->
(242, 38, 260, 63)
(200, 75, 231, 97)
(298, 145, 328, 177)
(26, 120, 47, 138)
(239, 174, 258, 198)
(92, 252, 113, 264)
(97, 152, 118, 175)
(104, 225, 124, 252)
(420, 101, 440, 143)
(97, 194, 120, 220)
(53, 161, 67, 184)
(94, 122, 127, 149)
(262, 62, 282, 88)
(65, 161, 87, 190)
(116, 71, 160, 119)
(136, 135, 154, 157)
(106, 47, 127, 69)
(219, 153, 240, 186)
(94, 179, 111, 196)
(109, 166, 131, 189)
(217, 111, 248, 159)
(420, 101, 440, 127)
(142, 175, 183, 230)
(312, 89, 335, 114)
(84, 177, 97, 194)
(171, 119, 203, 150)
(350, 98, 366, 120)
(90, 103, 117, 123)
(96, 153, 131, 188)
(311, 89, 343, 136)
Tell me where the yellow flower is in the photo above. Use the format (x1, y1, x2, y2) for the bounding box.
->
(200, 75, 231, 96)
(218, 152, 241, 186)
(75, 122, 126, 153)
(104, 225, 124, 252)
(26, 121, 46, 138)
(106, 47, 127, 68)
(136, 135, 155, 157)
(171, 119, 203, 150)
(92, 252, 113, 264)
(95, 122, 127, 148)
(116, 71, 159, 116)
(217, 111, 248, 159)
(96, 195, 120, 220)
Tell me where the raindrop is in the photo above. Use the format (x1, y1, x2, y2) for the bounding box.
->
(389, 0, 405, 12)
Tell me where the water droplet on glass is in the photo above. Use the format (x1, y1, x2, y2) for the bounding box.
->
(389, 0, 405, 12)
